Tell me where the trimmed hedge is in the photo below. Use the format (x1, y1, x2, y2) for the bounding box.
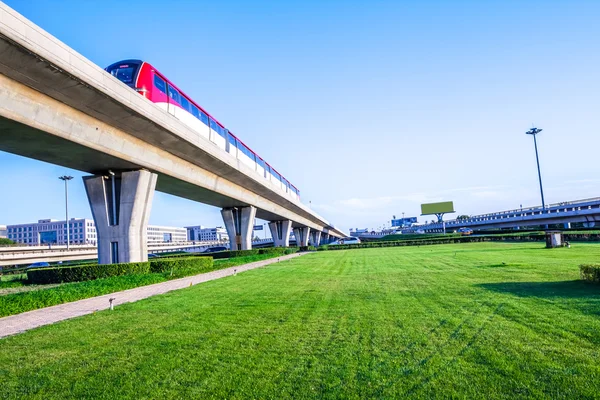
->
(149, 257, 213, 273)
(580, 264, 600, 283)
(258, 247, 300, 256)
(211, 249, 260, 259)
(320, 233, 565, 251)
(27, 262, 150, 284)
(299, 246, 317, 252)
(212, 247, 301, 259)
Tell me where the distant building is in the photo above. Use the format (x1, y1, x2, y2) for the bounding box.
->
(147, 225, 188, 243)
(186, 225, 229, 242)
(7, 219, 187, 246)
(0, 225, 7, 239)
(7, 218, 95, 245)
(349, 228, 370, 237)
(391, 216, 418, 228)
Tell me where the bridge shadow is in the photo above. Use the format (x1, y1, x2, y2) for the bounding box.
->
(477, 280, 600, 299)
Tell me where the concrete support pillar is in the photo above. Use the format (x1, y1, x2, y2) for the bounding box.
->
(293, 226, 311, 247)
(268, 220, 292, 247)
(320, 233, 329, 245)
(221, 206, 256, 250)
(83, 170, 157, 265)
(309, 230, 322, 247)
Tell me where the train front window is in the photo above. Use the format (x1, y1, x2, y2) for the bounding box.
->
(107, 63, 139, 86)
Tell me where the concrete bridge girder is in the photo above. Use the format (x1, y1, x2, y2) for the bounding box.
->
(309, 230, 322, 247)
(84, 170, 157, 264)
(221, 206, 256, 251)
(293, 227, 311, 247)
(268, 220, 292, 248)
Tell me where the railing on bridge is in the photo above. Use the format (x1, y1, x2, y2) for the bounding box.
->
(416, 197, 600, 232)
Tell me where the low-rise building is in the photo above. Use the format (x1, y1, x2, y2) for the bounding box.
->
(0, 225, 8, 239)
(6, 218, 95, 245)
(147, 225, 187, 243)
(7, 219, 187, 246)
(186, 225, 229, 242)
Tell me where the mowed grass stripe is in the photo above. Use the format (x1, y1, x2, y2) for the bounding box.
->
(1, 243, 599, 399)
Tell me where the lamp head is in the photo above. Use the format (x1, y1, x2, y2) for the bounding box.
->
(526, 127, 542, 135)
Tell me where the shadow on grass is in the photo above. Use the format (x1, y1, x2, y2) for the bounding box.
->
(477, 263, 525, 268)
(478, 280, 600, 299)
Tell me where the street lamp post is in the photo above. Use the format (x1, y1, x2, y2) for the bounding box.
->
(58, 175, 73, 250)
(525, 127, 546, 212)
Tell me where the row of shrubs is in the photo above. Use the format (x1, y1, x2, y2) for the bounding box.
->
(27, 257, 213, 284)
(25, 246, 305, 284)
(580, 264, 600, 283)
(319, 236, 497, 251)
(320, 231, 600, 252)
(154, 247, 300, 260)
(211, 247, 300, 259)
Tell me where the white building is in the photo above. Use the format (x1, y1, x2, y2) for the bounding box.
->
(6, 219, 187, 246)
(186, 225, 229, 242)
(147, 225, 187, 243)
(7, 218, 95, 245)
(0, 225, 8, 239)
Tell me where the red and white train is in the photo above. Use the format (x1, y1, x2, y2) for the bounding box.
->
(105, 59, 300, 201)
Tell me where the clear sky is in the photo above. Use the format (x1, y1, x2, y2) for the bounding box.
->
(2, 0, 599, 233)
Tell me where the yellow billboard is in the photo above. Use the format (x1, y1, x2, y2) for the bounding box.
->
(421, 201, 455, 215)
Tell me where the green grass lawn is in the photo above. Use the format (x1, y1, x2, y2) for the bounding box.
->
(1, 243, 599, 399)
(0, 253, 284, 317)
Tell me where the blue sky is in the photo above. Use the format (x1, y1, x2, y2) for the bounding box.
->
(2, 0, 599, 232)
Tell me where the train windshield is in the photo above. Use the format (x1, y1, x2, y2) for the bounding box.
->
(106, 62, 140, 86)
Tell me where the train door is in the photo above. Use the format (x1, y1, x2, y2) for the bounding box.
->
(167, 85, 177, 116)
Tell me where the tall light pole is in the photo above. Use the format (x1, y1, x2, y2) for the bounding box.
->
(58, 175, 73, 250)
(525, 127, 546, 212)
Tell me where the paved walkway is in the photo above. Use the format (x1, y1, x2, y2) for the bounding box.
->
(0, 252, 307, 339)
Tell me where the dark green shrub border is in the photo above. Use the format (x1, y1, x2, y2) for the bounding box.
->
(299, 246, 317, 252)
(27, 262, 150, 284)
(580, 264, 600, 283)
(157, 247, 300, 260)
(149, 257, 213, 273)
(258, 247, 300, 256)
(211, 249, 260, 259)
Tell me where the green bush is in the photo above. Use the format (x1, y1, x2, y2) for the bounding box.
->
(151, 251, 201, 258)
(27, 262, 150, 284)
(211, 249, 260, 259)
(299, 246, 317, 252)
(580, 264, 600, 283)
(149, 257, 213, 274)
(257, 247, 301, 256)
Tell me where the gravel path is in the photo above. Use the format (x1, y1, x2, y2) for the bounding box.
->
(0, 252, 307, 339)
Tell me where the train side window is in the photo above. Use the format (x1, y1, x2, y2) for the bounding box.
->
(168, 85, 180, 104)
(154, 74, 166, 94)
(200, 111, 209, 126)
(191, 105, 200, 119)
(228, 133, 236, 147)
(210, 119, 225, 137)
(180, 96, 190, 111)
